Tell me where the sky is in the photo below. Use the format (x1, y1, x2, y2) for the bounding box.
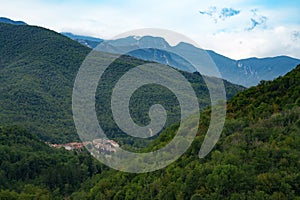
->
(1, 0, 300, 59)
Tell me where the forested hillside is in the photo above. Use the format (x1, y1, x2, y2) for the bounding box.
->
(70, 65, 300, 199)
(0, 23, 90, 142)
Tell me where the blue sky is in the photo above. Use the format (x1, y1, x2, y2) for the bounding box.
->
(0, 0, 299, 59)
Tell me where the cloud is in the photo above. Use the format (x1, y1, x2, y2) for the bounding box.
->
(220, 8, 240, 19)
(203, 25, 300, 60)
(199, 7, 240, 23)
(199, 6, 217, 17)
(292, 31, 300, 41)
(247, 9, 268, 31)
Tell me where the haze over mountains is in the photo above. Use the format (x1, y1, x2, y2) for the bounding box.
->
(64, 33, 300, 87)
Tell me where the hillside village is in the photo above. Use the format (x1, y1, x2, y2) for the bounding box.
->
(48, 138, 119, 153)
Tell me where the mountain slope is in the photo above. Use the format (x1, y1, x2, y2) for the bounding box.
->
(0, 23, 243, 144)
(227, 64, 300, 120)
(0, 22, 91, 142)
(72, 65, 300, 199)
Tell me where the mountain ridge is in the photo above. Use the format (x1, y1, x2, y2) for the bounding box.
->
(64, 33, 300, 87)
(0, 17, 27, 25)
(61, 32, 103, 48)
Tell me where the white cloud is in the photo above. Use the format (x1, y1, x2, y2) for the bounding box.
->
(292, 31, 300, 41)
(246, 9, 268, 31)
(200, 25, 300, 59)
(199, 7, 241, 23)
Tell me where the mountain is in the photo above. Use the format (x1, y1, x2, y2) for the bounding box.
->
(0, 23, 243, 144)
(75, 34, 299, 87)
(61, 32, 103, 48)
(207, 51, 300, 87)
(0, 17, 27, 25)
(71, 65, 300, 199)
(102, 36, 300, 87)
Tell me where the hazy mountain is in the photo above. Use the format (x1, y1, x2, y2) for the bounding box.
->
(65, 33, 300, 87)
(61, 32, 103, 48)
(0, 17, 27, 25)
(100, 36, 300, 87)
(207, 51, 300, 87)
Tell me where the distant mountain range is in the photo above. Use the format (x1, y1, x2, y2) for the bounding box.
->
(61, 32, 103, 49)
(63, 34, 300, 87)
(1, 17, 299, 87)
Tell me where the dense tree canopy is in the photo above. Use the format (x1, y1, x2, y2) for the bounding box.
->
(70, 65, 300, 200)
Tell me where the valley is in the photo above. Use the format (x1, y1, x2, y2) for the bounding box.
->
(0, 17, 299, 199)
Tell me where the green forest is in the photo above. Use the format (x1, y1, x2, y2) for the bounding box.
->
(0, 22, 299, 199)
(70, 65, 300, 200)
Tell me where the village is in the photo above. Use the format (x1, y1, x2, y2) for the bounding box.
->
(47, 138, 120, 154)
